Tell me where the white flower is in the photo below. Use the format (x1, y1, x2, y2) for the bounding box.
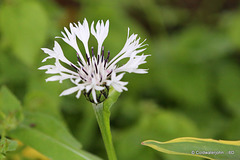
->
(39, 18, 149, 104)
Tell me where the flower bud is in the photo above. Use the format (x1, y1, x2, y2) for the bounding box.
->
(83, 85, 109, 104)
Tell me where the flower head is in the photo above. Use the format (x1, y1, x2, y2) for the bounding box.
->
(39, 18, 149, 104)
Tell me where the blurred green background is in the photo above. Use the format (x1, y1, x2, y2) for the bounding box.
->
(1, 0, 240, 159)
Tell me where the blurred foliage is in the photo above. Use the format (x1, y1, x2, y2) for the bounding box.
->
(1, 0, 240, 159)
(0, 86, 100, 160)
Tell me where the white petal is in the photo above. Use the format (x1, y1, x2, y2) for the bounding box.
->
(46, 75, 62, 82)
(111, 83, 128, 92)
(111, 83, 123, 92)
(118, 81, 128, 86)
(54, 59, 78, 76)
(45, 72, 76, 83)
(91, 89, 98, 104)
(86, 85, 93, 92)
(106, 71, 128, 92)
(58, 23, 87, 65)
(41, 48, 55, 56)
(38, 65, 53, 70)
(74, 18, 90, 57)
(76, 90, 82, 98)
(115, 73, 125, 81)
(114, 54, 149, 74)
(42, 57, 52, 62)
(104, 20, 109, 39)
(91, 21, 96, 37)
(46, 69, 59, 74)
(108, 29, 147, 69)
(53, 41, 71, 64)
(60, 86, 79, 96)
(91, 19, 110, 55)
(95, 85, 105, 91)
(96, 21, 100, 33)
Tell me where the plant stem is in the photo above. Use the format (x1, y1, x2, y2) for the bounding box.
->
(92, 103, 117, 160)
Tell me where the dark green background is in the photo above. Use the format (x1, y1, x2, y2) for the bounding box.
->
(1, 0, 240, 159)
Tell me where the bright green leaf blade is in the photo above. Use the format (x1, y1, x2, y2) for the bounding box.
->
(142, 137, 240, 160)
(0, 86, 22, 113)
(21, 112, 82, 149)
(0, 86, 23, 132)
(9, 112, 101, 160)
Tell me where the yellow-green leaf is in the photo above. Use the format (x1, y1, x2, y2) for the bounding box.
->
(142, 137, 240, 160)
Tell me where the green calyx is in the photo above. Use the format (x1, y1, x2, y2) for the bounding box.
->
(83, 85, 109, 104)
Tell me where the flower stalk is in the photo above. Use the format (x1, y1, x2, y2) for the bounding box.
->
(92, 103, 117, 160)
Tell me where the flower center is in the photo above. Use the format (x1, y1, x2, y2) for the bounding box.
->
(70, 46, 113, 85)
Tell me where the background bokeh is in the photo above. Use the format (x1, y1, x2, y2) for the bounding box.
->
(1, 0, 240, 159)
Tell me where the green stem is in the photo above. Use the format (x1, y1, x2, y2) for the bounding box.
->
(92, 103, 117, 160)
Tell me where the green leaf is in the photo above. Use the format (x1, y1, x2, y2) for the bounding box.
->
(0, 0, 48, 66)
(0, 137, 18, 152)
(0, 86, 23, 132)
(0, 86, 21, 158)
(0, 137, 18, 159)
(0, 86, 22, 114)
(142, 137, 240, 160)
(9, 112, 101, 160)
(6, 139, 18, 152)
